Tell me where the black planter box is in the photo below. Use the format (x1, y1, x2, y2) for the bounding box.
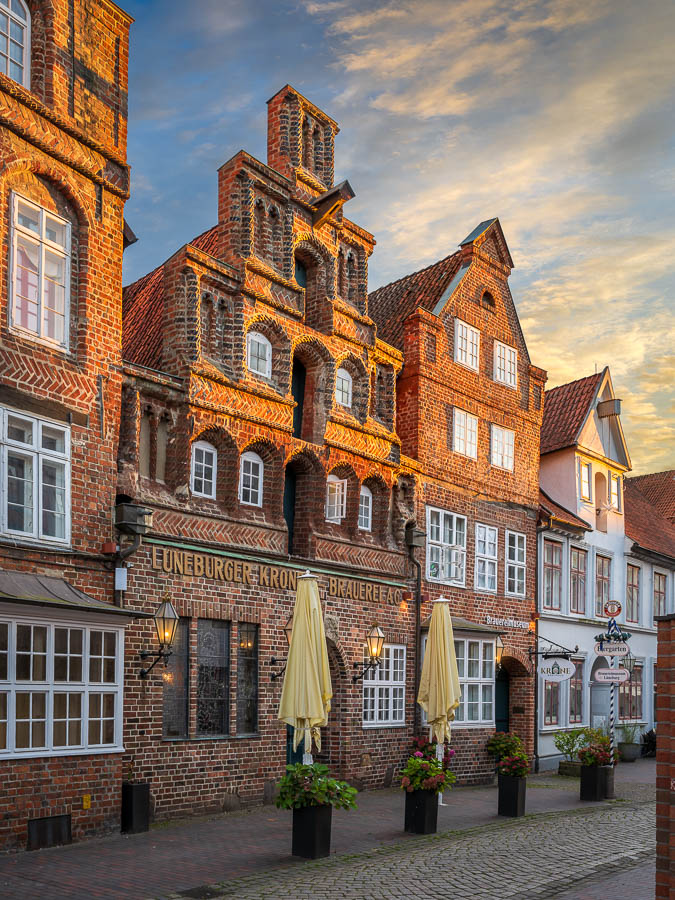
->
(121, 782, 150, 834)
(601, 765, 615, 799)
(580, 766, 604, 802)
(292, 805, 332, 858)
(498, 774, 526, 817)
(404, 789, 438, 835)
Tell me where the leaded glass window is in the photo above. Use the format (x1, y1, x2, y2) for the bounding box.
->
(236, 624, 258, 734)
(197, 619, 230, 736)
(163, 618, 190, 739)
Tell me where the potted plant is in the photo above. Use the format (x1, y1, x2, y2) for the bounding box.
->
(553, 729, 586, 777)
(400, 746, 456, 835)
(486, 731, 524, 762)
(121, 763, 151, 834)
(618, 723, 642, 762)
(578, 743, 612, 801)
(275, 763, 357, 859)
(641, 728, 656, 758)
(497, 753, 529, 817)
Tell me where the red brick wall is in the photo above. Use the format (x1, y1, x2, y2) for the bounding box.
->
(656, 614, 675, 900)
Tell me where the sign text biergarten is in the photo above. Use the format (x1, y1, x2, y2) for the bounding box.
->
(150, 546, 404, 605)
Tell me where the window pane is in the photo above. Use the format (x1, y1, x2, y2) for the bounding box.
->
(7, 452, 33, 533)
(17, 200, 39, 235)
(42, 458, 66, 538)
(7, 415, 33, 445)
(236, 624, 258, 734)
(197, 619, 230, 735)
(0, 623, 7, 680)
(14, 236, 39, 333)
(467, 642, 480, 678)
(45, 216, 68, 248)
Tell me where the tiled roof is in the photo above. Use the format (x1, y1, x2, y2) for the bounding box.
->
(368, 251, 463, 350)
(624, 479, 675, 562)
(539, 489, 590, 531)
(626, 470, 675, 523)
(122, 225, 220, 370)
(540, 371, 603, 455)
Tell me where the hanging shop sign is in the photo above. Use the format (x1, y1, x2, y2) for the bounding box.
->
(603, 599, 622, 617)
(594, 667, 630, 684)
(594, 641, 629, 656)
(538, 658, 575, 681)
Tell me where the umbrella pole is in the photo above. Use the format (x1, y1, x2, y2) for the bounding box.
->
(431, 727, 448, 807)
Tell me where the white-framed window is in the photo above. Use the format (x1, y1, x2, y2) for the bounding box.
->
(362, 644, 405, 726)
(358, 485, 372, 531)
(506, 530, 526, 596)
(570, 547, 587, 615)
(543, 539, 562, 610)
(491, 424, 514, 471)
(494, 341, 517, 388)
(0, 615, 124, 759)
(626, 564, 640, 624)
(475, 524, 497, 592)
(544, 680, 560, 726)
(426, 505, 466, 585)
(610, 474, 621, 511)
(1, 406, 70, 544)
(335, 368, 352, 408)
(11, 194, 70, 349)
(595, 555, 611, 617)
(239, 451, 263, 507)
(579, 460, 592, 501)
(325, 474, 347, 523)
(190, 440, 216, 499)
(453, 409, 478, 460)
(0, 1, 30, 88)
(454, 638, 494, 725)
(246, 331, 272, 378)
(454, 319, 480, 371)
(654, 571, 667, 620)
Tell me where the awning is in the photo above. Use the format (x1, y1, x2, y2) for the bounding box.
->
(0, 570, 152, 618)
(421, 614, 502, 635)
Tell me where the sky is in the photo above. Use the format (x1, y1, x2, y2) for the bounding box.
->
(121, 0, 675, 476)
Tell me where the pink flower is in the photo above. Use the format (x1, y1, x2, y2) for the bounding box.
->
(414, 751, 423, 758)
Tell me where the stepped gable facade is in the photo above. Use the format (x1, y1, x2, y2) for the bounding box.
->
(369, 218, 547, 778)
(0, 0, 134, 850)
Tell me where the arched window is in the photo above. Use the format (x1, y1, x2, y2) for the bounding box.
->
(246, 330, 272, 378)
(239, 451, 264, 507)
(325, 473, 347, 523)
(358, 485, 372, 531)
(335, 367, 352, 408)
(1, 0, 30, 88)
(191, 440, 217, 499)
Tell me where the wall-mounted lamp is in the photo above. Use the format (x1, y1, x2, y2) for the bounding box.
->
(353, 624, 386, 682)
(495, 635, 505, 672)
(270, 614, 294, 681)
(140, 594, 179, 678)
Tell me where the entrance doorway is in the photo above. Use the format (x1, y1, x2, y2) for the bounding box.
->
(495, 668, 510, 733)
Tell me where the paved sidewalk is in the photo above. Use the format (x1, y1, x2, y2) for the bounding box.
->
(0, 760, 656, 899)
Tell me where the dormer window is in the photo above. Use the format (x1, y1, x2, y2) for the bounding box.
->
(494, 341, 517, 388)
(1, 0, 29, 88)
(335, 368, 352, 408)
(246, 331, 272, 378)
(454, 319, 480, 371)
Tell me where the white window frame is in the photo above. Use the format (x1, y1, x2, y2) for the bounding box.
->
(335, 368, 353, 409)
(453, 637, 495, 726)
(654, 570, 668, 620)
(579, 460, 592, 501)
(426, 505, 467, 586)
(454, 319, 480, 371)
(453, 409, 478, 460)
(10, 193, 71, 350)
(239, 451, 264, 507)
(475, 523, 497, 593)
(190, 440, 217, 499)
(1, 1, 31, 89)
(362, 644, 405, 727)
(491, 424, 514, 471)
(358, 484, 372, 531)
(1, 405, 71, 545)
(506, 530, 526, 597)
(0, 611, 124, 760)
(493, 341, 518, 388)
(610, 473, 621, 511)
(325, 474, 347, 523)
(246, 330, 272, 378)
(626, 563, 640, 624)
(543, 539, 563, 611)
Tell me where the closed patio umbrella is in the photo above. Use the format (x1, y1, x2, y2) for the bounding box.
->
(417, 596, 461, 744)
(278, 571, 332, 757)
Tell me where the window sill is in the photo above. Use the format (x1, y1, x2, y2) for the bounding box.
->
(1, 745, 124, 760)
(0, 534, 72, 551)
(362, 722, 407, 730)
(9, 326, 70, 356)
(454, 359, 479, 374)
(494, 379, 518, 391)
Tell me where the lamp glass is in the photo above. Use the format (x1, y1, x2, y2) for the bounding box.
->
(495, 635, 504, 666)
(284, 614, 294, 647)
(366, 624, 385, 661)
(154, 597, 179, 648)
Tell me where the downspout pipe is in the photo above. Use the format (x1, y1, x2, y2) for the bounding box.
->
(533, 519, 550, 774)
(409, 543, 422, 735)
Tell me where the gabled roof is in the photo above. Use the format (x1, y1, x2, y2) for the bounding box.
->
(624, 479, 675, 562)
(627, 470, 675, 523)
(539, 489, 591, 532)
(540, 371, 604, 455)
(122, 225, 220, 370)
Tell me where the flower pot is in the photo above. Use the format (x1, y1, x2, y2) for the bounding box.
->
(558, 760, 582, 778)
(580, 766, 604, 802)
(618, 741, 641, 762)
(292, 805, 332, 858)
(121, 782, 150, 834)
(404, 789, 439, 835)
(498, 774, 526, 817)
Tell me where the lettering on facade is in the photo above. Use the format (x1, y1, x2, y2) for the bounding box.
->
(150, 547, 403, 605)
(486, 615, 530, 630)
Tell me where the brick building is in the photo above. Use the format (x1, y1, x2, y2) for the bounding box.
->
(0, 0, 137, 850)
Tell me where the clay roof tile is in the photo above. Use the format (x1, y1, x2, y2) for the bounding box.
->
(540, 372, 604, 455)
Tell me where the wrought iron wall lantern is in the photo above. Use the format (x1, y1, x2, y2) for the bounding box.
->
(495, 634, 505, 672)
(353, 624, 386, 682)
(140, 594, 179, 678)
(270, 614, 294, 681)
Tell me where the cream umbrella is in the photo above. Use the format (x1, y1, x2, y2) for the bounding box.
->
(418, 596, 461, 743)
(278, 571, 333, 760)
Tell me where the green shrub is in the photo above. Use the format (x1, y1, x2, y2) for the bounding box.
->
(553, 728, 586, 761)
(275, 763, 358, 810)
(486, 731, 524, 760)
